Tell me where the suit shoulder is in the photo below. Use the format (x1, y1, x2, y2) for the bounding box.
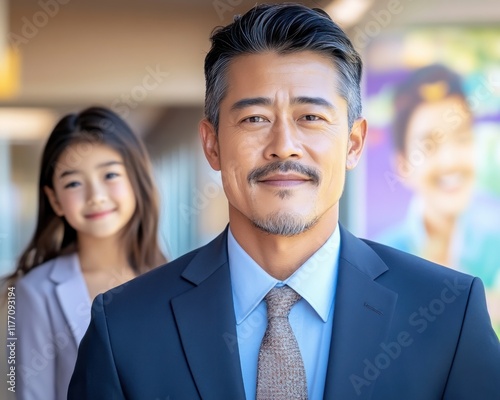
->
(361, 238, 475, 284)
(99, 246, 202, 309)
(15, 255, 67, 290)
(129, 246, 201, 286)
(17, 258, 55, 284)
(14, 257, 61, 304)
(108, 229, 228, 297)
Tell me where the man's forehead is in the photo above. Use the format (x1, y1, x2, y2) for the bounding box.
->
(223, 51, 341, 97)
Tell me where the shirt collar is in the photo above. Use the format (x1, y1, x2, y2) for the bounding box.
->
(228, 225, 341, 324)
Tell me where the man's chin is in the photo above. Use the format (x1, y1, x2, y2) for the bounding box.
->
(251, 212, 319, 237)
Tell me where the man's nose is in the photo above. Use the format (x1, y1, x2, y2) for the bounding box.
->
(264, 118, 304, 160)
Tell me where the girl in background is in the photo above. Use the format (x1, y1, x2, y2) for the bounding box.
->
(10, 107, 166, 399)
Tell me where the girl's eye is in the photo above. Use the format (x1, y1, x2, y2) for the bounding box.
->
(105, 172, 119, 180)
(64, 181, 80, 189)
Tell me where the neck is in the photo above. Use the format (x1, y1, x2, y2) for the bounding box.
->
(423, 206, 458, 239)
(422, 207, 458, 265)
(229, 205, 339, 280)
(77, 233, 132, 274)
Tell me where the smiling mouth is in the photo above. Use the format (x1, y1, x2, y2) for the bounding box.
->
(435, 172, 472, 192)
(85, 209, 116, 219)
(258, 174, 311, 187)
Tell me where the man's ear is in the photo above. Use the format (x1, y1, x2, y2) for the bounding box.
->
(43, 186, 64, 216)
(346, 117, 367, 170)
(199, 118, 221, 171)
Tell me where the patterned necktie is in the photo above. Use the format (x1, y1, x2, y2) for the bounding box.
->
(256, 285, 308, 399)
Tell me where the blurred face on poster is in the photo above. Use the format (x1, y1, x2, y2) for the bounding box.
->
(397, 94, 475, 221)
(365, 30, 500, 337)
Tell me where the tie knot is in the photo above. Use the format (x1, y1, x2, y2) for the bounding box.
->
(265, 286, 301, 318)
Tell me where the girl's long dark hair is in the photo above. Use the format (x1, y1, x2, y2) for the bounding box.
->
(8, 107, 166, 281)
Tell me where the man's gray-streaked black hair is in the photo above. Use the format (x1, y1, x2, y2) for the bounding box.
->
(204, 3, 363, 132)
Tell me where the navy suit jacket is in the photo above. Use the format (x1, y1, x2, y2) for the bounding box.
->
(69, 226, 500, 399)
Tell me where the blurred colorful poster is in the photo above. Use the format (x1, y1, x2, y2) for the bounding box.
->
(363, 27, 500, 335)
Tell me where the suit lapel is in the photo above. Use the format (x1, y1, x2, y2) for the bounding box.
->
(324, 227, 398, 400)
(50, 253, 92, 346)
(170, 225, 397, 399)
(171, 229, 246, 400)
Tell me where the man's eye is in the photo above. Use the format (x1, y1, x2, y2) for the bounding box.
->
(302, 115, 322, 121)
(243, 116, 267, 123)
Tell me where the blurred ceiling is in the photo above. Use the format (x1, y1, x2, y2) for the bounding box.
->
(3, 0, 500, 107)
(2, 0, 335, 108)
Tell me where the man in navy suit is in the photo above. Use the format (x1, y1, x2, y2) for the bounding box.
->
(69, 4, 500, 399)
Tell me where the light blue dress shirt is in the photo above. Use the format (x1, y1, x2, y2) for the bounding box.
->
(227, 225, 341, 400)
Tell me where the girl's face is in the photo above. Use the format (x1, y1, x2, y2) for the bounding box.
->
(44, 142, 137, 241)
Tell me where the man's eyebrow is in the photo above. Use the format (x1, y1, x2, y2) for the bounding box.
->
(230, 97, 272, 112)
(58, 161, 123, 179)
(230, 96, 336, 112)
(292, 96, 336, 110)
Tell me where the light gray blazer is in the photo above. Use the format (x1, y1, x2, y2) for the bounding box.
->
(16, 253, 91, 400)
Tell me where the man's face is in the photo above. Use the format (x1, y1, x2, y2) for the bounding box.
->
(397, 96, 475, 219)
(200, 51, 365, 236)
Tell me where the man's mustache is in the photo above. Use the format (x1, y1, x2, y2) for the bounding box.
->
(247, 160, 321, 185)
